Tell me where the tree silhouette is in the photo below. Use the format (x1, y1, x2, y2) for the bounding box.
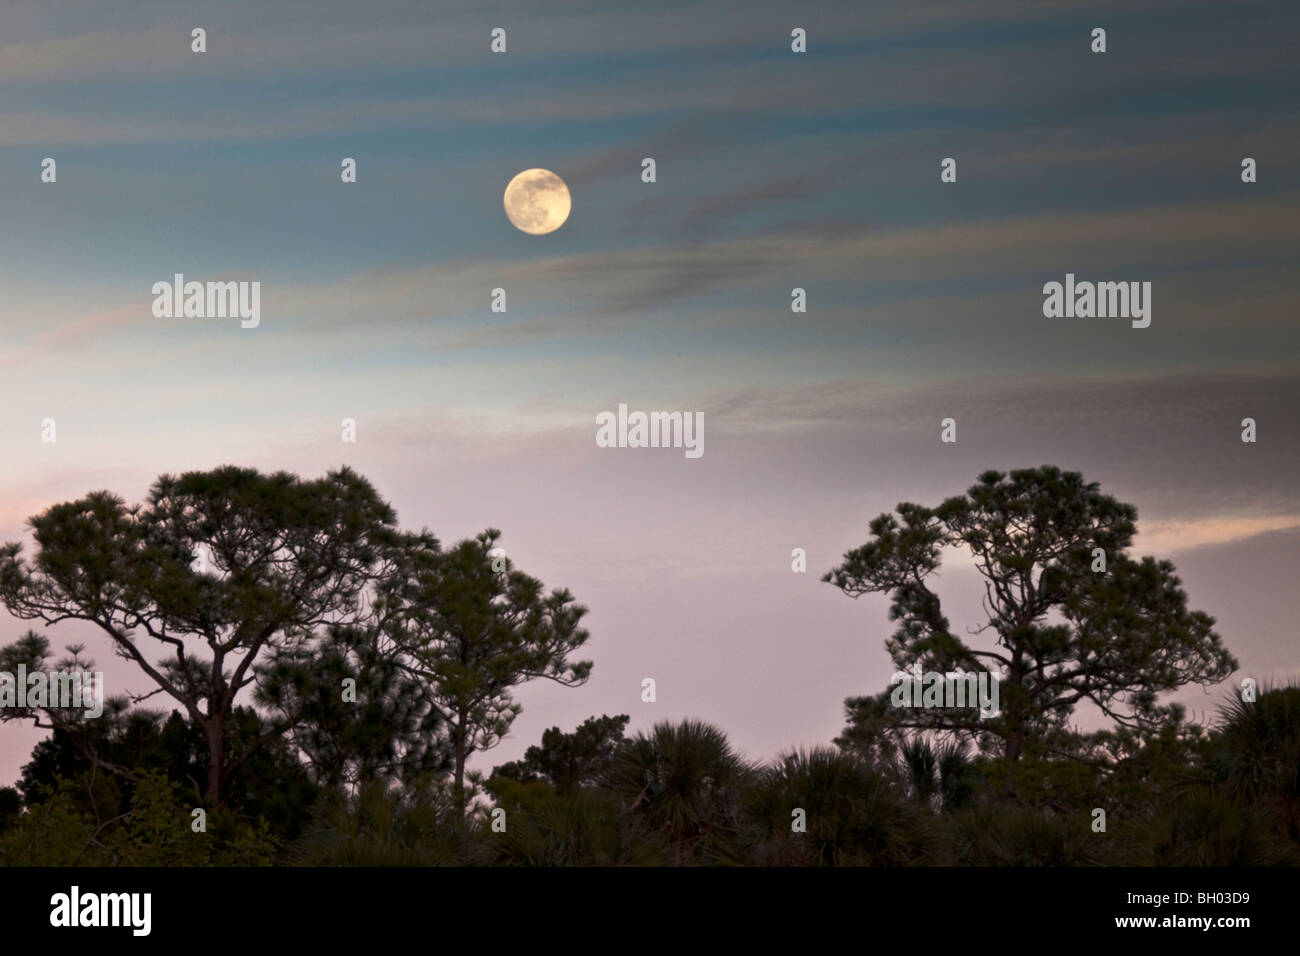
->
(384, 529, 591, 813)
(824, 466, 1237, 796)
(15, 702, 319, 845)
(492, 714, 630, 796)
(255, 622, 453, 790)
(0, 466, 411, 806)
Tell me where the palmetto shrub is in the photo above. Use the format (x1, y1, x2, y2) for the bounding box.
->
(744, 746, 940, 866)
(488, 788, 667, 866)
(289, 779, 481, 866)
(608, 719, 750, 865)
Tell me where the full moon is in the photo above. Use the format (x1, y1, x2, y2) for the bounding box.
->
(503, 168, 571, 235)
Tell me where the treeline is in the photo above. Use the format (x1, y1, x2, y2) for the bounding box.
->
(0, 464, 1295, 865)
(3, 694, 1299, 865)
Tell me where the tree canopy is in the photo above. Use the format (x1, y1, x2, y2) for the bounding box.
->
(824, 466, 1237, 793)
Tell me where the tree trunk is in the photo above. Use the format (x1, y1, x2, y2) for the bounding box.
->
(453, 714, 467, 815)
(204, 714, 225, 808)
(1004, 651, 1024, 798)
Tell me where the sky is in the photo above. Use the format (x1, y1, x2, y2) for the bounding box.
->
(1, 0, 1298, 787)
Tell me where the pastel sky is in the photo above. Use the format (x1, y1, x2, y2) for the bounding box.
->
(2, 0, 1298, 787)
